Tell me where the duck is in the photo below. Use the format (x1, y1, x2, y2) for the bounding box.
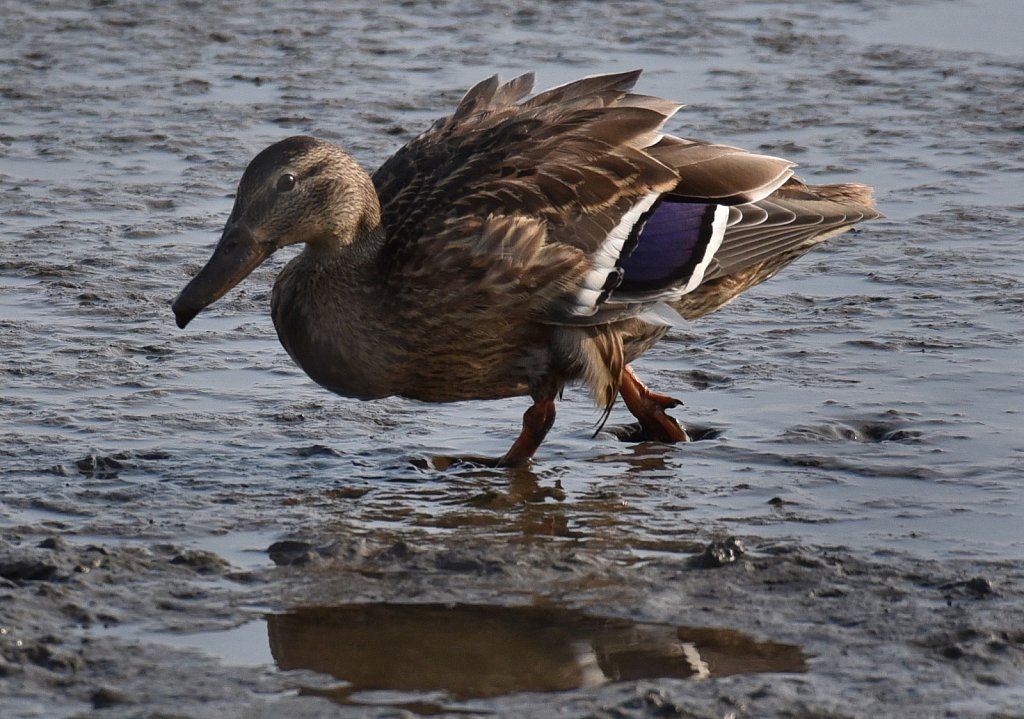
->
(172, 70, 881, 466)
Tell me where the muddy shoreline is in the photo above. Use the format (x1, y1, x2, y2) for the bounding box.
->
(3, 514, 1023, 717)
(3, 0, 1024, 716)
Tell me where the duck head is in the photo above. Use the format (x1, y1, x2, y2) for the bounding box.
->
(172, 135, 378, 329)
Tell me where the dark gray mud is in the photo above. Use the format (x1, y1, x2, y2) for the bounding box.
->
(2, 1, 1024, 717)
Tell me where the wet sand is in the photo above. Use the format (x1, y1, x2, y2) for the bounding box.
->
(2, 0, 1024, 717)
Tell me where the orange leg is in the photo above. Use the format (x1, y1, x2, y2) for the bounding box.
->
(499, 397, 557, 467)
(619, 365, 689, 442)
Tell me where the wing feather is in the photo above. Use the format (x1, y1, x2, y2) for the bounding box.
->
(369, 72, 879, 334)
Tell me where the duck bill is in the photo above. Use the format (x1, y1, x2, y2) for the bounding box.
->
(172, 223, 271, 329)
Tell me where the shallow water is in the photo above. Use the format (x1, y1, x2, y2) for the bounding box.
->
(1, 0, 1023, 715)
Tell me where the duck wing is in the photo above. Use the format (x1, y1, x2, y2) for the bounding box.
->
(371, 70, 681, 309)
(370, 72, 876, 328)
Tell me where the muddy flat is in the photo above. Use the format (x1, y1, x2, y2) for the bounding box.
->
(1, 1, 1023, 717)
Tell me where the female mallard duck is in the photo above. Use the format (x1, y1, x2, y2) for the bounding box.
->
(173, 71, 880, 466)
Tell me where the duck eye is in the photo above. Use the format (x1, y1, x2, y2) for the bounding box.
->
(276, 173, 296, 193)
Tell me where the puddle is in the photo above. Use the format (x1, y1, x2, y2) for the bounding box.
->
(266, 603, 806, 709)
(90, 602, 804, 712)
(106, 620, 275, 669)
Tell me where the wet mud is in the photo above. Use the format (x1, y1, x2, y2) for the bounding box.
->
(3, 526, 1023, 717)
(2, 0, 1024, 717)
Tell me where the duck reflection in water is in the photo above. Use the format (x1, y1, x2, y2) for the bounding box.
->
(267, 603, 806, 708)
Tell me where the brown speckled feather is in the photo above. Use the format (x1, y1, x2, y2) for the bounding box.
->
(373, 72, 679, 290)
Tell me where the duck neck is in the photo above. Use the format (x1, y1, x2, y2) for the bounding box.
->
(273, 219, 399, 399)
(301, 176, 385, 256)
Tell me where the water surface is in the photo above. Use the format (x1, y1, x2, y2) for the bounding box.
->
(2, 0, 1022, 559)
(1, 1, 1023, 714)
